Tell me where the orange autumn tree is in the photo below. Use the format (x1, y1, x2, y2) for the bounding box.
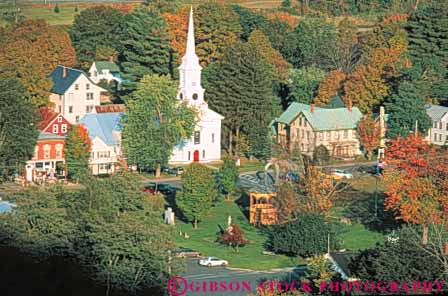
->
(357, 114, 382, 160)
(314, 70, 346, 105)
(384, 136, 448, 244)
(163, 6, 189, 65)
(0, 19, 76, 106)
(64, 125, 92, 181)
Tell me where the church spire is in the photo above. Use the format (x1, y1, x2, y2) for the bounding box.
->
(186, 6, 196, 57)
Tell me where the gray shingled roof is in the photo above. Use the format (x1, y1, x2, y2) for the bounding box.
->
(425, 104, 448, 121)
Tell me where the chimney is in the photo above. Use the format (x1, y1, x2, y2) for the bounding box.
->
(310, 103, 315, 113)
(62, 66, 67, 78)
(109, 55, 114, 63)
(347, 100, 352, 112)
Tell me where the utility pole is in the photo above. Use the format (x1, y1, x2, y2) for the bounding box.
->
(415, 120, 419, 137)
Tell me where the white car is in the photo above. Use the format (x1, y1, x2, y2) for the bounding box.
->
(199, 257, 229, 267)
(331, 169, 353, 179)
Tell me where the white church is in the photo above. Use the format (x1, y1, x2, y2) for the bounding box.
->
(169, 8, 224, 164)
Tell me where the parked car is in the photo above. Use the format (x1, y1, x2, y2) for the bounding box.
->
(199, 257, 229, 267)
(357, 165, 378, 175)
(174, 247, 201, 258)
(157, 183, 174, 195)
(143, 182, 158, 194)
(167, 167, 184, 176)
(330, 169, 353, 180)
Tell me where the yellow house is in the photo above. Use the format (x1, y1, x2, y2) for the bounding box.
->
(272, 102, 364, 159)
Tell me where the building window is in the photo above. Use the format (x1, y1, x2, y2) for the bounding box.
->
(57, 116, 62, 122)
(61, 124, 67, 134)
(306, 131, 310, 140)
(99, 164, 111, 170)
(86, 93, 94, 100)
(344, 130, 348, 139)
(86, 105, 94, 113)
(188, 151, 191, 161)
(304, 120, 307, 127)
(76, 116, 80, 122)
(43, 145, 50, 159)
(212, 133, 215, 143)
(439, 122, 442, 129)
(75, 84, 79, 90)
(34, 146, 39, 158)
(296, 128, 300, 138)
(86, 83, 90, 90)
(90, 152, 94, 160)
(69, 106, 73, 113)
(179, 93, 183, 100)
(194, 131, 200, 144)
(192, 93, 198, 100)
(299, 117, 303, 126)
(59, 106, 62, 113)
(319, 132, 323, 141)
(434, 121, 438, 128)
(55, 144, 63, 158)
(326, 131, 331, 140)
(446, 135, 448, 142)
(446, 123, 448, 131)
(434, 133, 438, 141)
(97, 151, 110, 159)
(94, 71, 98, 77)
(301, 130, 304, 139)
(439, 134, 442, 141)
(52, 124, 58, 134)
(202, 150, 205, 159)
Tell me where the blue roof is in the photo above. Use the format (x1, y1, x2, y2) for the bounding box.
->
(79, 112, 123, 146)
(49, 65, 84, 95)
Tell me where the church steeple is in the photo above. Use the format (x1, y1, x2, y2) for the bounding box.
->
(178, 7, 204, 105)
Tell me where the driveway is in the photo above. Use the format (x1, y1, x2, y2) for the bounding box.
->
(170, 259, 307, 296)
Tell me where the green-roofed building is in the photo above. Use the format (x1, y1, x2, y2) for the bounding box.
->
(272, 102, 364, 159)
(89, 59, 123, 84)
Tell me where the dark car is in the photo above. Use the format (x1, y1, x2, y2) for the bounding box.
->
(357, 165, 378, 175)
(174, 247, 201, 258)
(167, 167, 184, 176)
(143, 182, 158, 194)
(157, 183, 174, 195)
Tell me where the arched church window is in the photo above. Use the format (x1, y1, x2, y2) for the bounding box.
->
(193, 93, 198, 100)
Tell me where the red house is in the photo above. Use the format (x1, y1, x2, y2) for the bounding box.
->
(24, 108, 71, 183)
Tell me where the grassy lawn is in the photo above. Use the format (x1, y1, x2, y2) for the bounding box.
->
(175, 200, 303, 270)
(238, 160, 266, 173)
(337, 223, 384, 250)
(22, 6, 84, 26)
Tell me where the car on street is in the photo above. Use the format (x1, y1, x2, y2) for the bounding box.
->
(174, 247, 201, 258)
(167, 167, 184, 176)
(198, 257, 229, 267)
(356, 165, 378, 175)
(330, 169, 353, 180)
(143, 182, 158, 194)
(143, 182, 175, 195)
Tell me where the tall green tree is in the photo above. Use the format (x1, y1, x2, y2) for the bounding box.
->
(195, 3, 242, 67)
(70, 6, 124, 69)
(143, 0, 180, 13)
(231, 5, 270, 41)
(118, 8, 172, 95)
(122, 75, 196, 177)
(177, 163, 217, 229)
(203, 41, 273, 156)
(406, 1, 448, 103)
(287, 66, 326, 105)
(283, 17, 337, 70)
(219, 156, 238, 200)
(0, 76, 38, 179)
(64, 125, 91, 181)
(385, 82, 431, 138)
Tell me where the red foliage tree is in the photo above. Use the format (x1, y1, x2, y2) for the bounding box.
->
(384, 136, 448, 244)
(218, 224, 248, 252)
(357, 114, 382, 160)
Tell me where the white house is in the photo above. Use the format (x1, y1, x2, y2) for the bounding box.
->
(79, 112, 123, 175)
(49, 65, 107, 124)
(425, 104, 448, 145)
(88, 57, 122, 84)
(169, 8, 223, 164)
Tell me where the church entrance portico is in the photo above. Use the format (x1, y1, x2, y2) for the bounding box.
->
(193, 150, 199, 162)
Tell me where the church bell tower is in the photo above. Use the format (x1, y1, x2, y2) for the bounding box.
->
(178, 7, 205, 106)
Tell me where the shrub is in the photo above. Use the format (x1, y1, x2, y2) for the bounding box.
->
(54, 4, 60, 13)
(218, 224, 248, 252)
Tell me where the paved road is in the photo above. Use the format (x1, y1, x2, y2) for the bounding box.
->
(170, 259, 307, 296)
